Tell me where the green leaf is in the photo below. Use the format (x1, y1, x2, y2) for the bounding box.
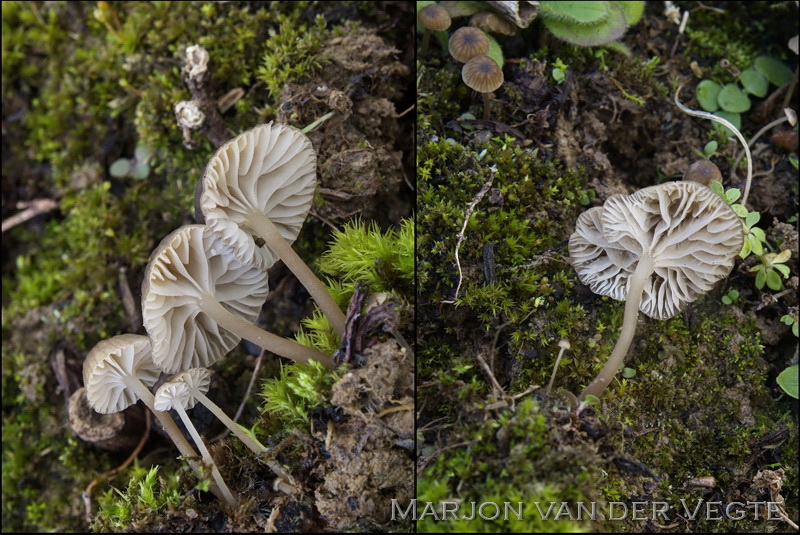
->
(696, 80, 721, 112)
(717, 83, 751, 113)
(773, 249, 792, 264)
(739, 68, 768, 98)
(722, 295, 732, 305)
(750, 226, 766, 242)
(745, 210, 760, 228)
(703, 140, 718, 155)
(776, 365, 798, 399)
(485, 33, 504, 69)
(615, 0, 645, 25)
(131, 162, 150, 180)
(774, 264, 791, 278)
(794, 322, 799, 337)
(540, 1, 610, 25)
(748, 234, 764, 255)
(709, 181, 724, 196)
(765, 269, 782, 290)
(754, 56, 793, 87)
(724, 188, 740, 204)
(731, 203, 749, 217)
(134, 145, 154, 161)
(109, 158, 132, 178)
(711, 111, 741, 137)
(739, 238, 751, 258)
(781, 315, 794, 325)
(622, 367, 636, 379)
(755, 268, 766, 289)
(542, 2, 627, 46)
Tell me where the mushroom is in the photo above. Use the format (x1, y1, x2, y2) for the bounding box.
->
(448, 26, 490, 63)
(569, 180, 743, 400)
(196, 122, 346, 337)
(418, 4, 451, 55)
(462, 55, 504, 121)
(154, 378, 238, 507)
(683, 160, 723, 186)
(142, 224, 334, 373)
(82, 334, 233, 505)
(469, 11, 516, 36)
(164, 368, 297, 493)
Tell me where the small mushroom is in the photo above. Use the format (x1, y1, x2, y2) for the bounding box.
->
(165, 368, 297, 493)
(197, 123, 346, 337)
(82, 334, 232, 505)
(569, 180, 743, 400)
(142, 224, 334, 373)
(418, 4, 451, 55)
(462, 55, 504, 121)
(449, 26, 490, 63)
(683, 160, 722, 186)
(154, 378, 238, 506)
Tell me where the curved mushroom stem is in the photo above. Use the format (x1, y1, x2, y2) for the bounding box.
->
(171, 402, 238, 507)
(248, 210, 346, 337)
(191, 388, 297, 492)
(123, 377, 233, 506)
(482, 92, 492, 122)
(579, 254, 654, 401)
(201, 297, 335, 370)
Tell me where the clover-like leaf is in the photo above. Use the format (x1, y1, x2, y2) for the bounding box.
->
(696, 80, 721, 112)
(740, 67, 768, 98)
(754, 56, 793, 87)
(717, 84, 751, 113)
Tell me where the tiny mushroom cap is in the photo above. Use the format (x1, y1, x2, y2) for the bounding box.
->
(470, 11, 516, 35)
(418, 4, 452, 31)
(462, 55, 504, 93)
(558, 339, 571, 350)
(449, 26, 490, 63)
(683, 160, 723, 186)
(83, 334, 161, 414)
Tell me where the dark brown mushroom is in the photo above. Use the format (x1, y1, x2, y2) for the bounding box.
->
(448, 26, 490, 63)
(462, 55, 504, 121)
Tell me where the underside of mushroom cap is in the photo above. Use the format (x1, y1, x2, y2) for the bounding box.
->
(167, 368, 212, 406)
(154, 381, 196, 411)
(198, 122, 317, 245)
(570, 181, 743, 320)
(83, 334, 161, 414)
(206, 218, 278, 271)
(142, 225, 269, 373)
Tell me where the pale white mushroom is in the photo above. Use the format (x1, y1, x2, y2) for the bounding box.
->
(197, 123, 346, 336)
(569, 180, 743, 400)
(142, 224, 333, 373)
(82, 334, 234, 506)
(154, 379, 238, 506)
(167, 368, 297, 493)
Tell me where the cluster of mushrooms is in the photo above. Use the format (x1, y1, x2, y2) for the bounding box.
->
(568, 160, 744, 401)
(418, 2, 510, 121)
(81, 123, 345, 507)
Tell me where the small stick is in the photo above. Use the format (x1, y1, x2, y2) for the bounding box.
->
(443, 166, 496, 304)
(2, 199, 58, 233)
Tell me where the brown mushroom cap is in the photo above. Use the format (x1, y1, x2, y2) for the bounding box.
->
(462, 55, 504, 93)
(419, 4, 451, 31)
(449, 26, 490, 63)
(470, 11, 516, 35)
(569, 181, 743, 320)
(683, 160, 723, 186)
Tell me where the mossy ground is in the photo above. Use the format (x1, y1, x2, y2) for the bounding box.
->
(2, 1, 413, 532)
(417, 1, 797, 532)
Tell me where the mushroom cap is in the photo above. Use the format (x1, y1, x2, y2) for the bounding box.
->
(207, 218, 278, 272)
(449, 26, 490, 63)
(418, 4, 451, 31)
(569, 181, 743, 320)
(683, 160, 722, 186)
(83, 334, 161, 414)
(153, 368, 212, 411)
(462, 55, 504, 93)
(198, 122, 317, 246)
(469, 11, 516, 36)
(142, 225, 270, 373)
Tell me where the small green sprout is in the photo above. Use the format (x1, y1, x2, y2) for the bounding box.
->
(781, 313, 799, 337)
(709, 182, 766, 258)
(552, 57, 568, 84)
(576, 393, 600, 416)
(109, 144, 154, 180)
(578, 188, 596, 206)
(721, 288, 740, 305)
(749, 249, 792, 291)
(695, 140, 718, 160)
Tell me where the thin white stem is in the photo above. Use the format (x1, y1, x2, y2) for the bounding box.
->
(124, 377, 231, 505)
(674, 85, 752, 207)
(193, 389, 295, 489)
(546, 346, 567, 395)
(731, 115, 789, 182)
(249, 210, 346, 337)
(173, 403, 238, 507)
(579, 255, 653, 401)
(202, 297, 334, 369)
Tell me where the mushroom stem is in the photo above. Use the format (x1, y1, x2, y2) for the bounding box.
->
(482, 92, 492, 122)
(122, 377, 233, 505)
(171, 402, 239, 507)
(420, 30, 431, 56)
(201, 296, 335, 369)
(579, 254, 654, 401)
(248, 210, 346, 337)
(191, 389, 296, 489)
